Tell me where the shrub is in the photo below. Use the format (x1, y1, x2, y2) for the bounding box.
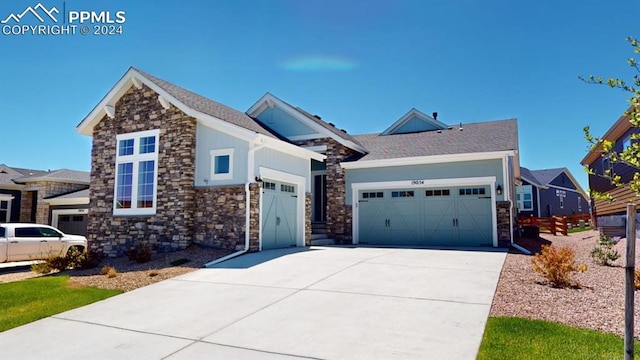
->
(73, 248, 105, 270)
(100, 266, 117, 278)
(635, 271, 640, 290)
(590, 234, 621, 266)
(170, 258, 190, 266)
(127, 243, 153, 264)
(31, 262, 51, 274)
(532, 245, 587, 287)
(46, 253, 71, 271)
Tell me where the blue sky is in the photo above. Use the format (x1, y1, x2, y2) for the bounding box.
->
(0, 0, 638, 191)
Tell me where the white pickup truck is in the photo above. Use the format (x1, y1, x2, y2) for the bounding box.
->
(0, 223, 87, 263)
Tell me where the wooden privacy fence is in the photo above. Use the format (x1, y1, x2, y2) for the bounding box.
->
(518, 214, 591, 236)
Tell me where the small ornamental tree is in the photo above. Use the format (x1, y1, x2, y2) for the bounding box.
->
(581, 37, 640, 199)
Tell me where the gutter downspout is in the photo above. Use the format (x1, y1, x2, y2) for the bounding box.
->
(205, 139, 266, 267)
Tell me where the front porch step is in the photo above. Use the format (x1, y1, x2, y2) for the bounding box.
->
(311, 233, 328, 240)
(310, 238, 336, 246)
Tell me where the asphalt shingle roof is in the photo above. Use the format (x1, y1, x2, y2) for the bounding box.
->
(350, 119, 518, 161)
(135, 68, 277, 138)
(0, 165, 89, 185)
(44, 188, 89, 199)
(524, 167, 566, 186)
(292, 105, 365, 149)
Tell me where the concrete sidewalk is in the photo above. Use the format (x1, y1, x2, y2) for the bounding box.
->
(0, 246, 506, 359)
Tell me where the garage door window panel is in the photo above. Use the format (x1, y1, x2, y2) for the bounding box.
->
(114, 130, 159, 216)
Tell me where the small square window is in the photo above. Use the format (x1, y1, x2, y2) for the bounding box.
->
(215, 155, 230, 174)
(443, 189, 450, 196)
(426, 190, 433, 197)
(363, 193, 369, 199)
(210, 149, 234, 180)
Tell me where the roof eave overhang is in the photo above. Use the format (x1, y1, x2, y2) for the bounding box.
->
(581, 107, 633, 165)
(341, 150, 517, 170)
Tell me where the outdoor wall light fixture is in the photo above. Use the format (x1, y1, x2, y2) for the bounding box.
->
(496, 185, 503, 196)
(255, 176, 263, 183)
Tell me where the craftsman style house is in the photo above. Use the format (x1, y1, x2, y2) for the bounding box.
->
(77, 67, 520, 257)
(581, 106, 639, 232)
(0, 165, 90, 235)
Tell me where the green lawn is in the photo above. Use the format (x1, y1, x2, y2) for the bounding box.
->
(479, 317, 640, 360)
(0, 275, 121, 332)
(568, 226, 593, 234)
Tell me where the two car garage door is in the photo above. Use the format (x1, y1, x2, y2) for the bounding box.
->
(358, 186, 493, 247)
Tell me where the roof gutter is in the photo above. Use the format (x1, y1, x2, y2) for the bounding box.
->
(205, 140, 266, 267)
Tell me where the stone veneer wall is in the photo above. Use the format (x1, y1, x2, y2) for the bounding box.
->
(193, 184, 260, 252)
(88, 84, 197, 257)
(496, 201, 511, 247)
(23, 182, 88, 224)
(293, 138, 361, 244)
(305, 192, 311, 246)
(20, 190, 34, 222)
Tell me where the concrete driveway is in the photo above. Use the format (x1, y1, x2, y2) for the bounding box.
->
(0, 246, 506, 360)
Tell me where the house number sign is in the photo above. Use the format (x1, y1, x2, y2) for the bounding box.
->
(410, 180, 425, 186)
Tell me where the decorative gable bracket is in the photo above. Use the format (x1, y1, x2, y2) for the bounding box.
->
(158, 95, 171, 110)
(104, 105, 115, 119)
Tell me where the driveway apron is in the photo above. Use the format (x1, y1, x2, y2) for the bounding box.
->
(0, 246, 506, 360)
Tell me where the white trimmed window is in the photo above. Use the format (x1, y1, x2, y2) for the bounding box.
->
(516, 185, 533, 211)
(210, 149, 234, 180)
(114, 129, 160, 216)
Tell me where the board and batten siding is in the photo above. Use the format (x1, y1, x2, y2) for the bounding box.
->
(254, 106, 317, 138)
(195, 123, 249, 186)
(254, 147, 310, 190)
(344, 159, 505, 205)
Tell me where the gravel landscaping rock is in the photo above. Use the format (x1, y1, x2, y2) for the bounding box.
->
(0, 245, 233, 292)
(492, 230, 640, 339)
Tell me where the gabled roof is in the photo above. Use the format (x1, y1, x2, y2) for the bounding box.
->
(14, 169, 90, 184)
(519, 167, 545, 188)
(246, 93, 367, 154)
(135, 69, 276, 138)
(0, 165, 89, 187)
(76, 68, 324, 163)
(44, 188, 90, 200)
(381, 108, 449, 135)
(520, 166, 588, 199)
(77, 67, 276, 139)
(350, 119, 518, 161)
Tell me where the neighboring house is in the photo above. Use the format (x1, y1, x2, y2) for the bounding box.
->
(581, 107, 639, 231)
(77, 67, 520, 257)
(517, 167, 589, 217)
(0, 165, 90, 235)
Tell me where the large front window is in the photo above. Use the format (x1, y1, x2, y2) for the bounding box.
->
(516, 185, 533, 211)
(114, 129, 159, 215)
(0, 197, 11, 223)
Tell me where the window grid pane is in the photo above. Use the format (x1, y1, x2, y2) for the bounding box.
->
(139, 136, 156, 154)
(116, 163, 133, 209)
(118, 139, 134, 156)
(137, 161, 155, 208)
